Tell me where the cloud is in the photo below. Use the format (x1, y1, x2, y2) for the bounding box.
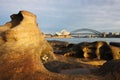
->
(1, 0, 120, 33)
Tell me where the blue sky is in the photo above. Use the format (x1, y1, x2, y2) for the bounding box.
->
(0, 0, 120, 33)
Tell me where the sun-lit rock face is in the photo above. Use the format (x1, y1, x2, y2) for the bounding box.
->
(110, 45, 120, 60)
(0, 10, 56, 79)
(64, 41, 114, 60)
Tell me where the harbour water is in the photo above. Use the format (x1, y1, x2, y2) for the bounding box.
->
(46, 38, 120, 44)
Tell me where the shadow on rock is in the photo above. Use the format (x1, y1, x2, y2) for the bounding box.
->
(95, 60, 120, 80)
(64, 41, 113, 60)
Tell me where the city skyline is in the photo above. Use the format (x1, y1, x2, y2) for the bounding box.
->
(1, 0, 120, 33)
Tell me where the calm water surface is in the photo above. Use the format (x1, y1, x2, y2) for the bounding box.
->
(46, 38, 120, 44)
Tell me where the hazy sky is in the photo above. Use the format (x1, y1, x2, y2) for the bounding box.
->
(0, 0, 120, 33)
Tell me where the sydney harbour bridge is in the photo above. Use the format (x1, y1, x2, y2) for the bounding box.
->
(70, 28, 104, 38)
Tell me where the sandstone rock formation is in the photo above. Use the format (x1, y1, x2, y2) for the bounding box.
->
(64, 41, 114, 60)
(48, 40, 69, 54)
(64, 42, 87, 58)
(110, 45, 120, 59)
(0, 10, 57, 80)
(110, 42, 120, 47)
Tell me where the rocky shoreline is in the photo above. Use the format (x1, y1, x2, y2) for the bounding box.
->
(48, 40, 120, 80)
(48, 40, 120, 60)
(0, 10, 120, 80)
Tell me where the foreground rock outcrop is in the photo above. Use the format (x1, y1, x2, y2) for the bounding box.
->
(0, 10, 58, 80)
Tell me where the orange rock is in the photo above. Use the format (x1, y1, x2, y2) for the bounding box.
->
(110, 45, 120, 59)
(0, 10, 56, 80)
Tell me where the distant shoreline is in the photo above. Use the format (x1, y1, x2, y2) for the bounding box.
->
(46, 38, 120, 44)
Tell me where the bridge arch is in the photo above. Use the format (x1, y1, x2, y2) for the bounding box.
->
(70, 28, 103, 37)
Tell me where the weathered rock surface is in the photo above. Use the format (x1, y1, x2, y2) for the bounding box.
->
(96, 60, 120, 80)
(49, 41, 120, 60)
(64, 41, 114, 60)
(0, 10, 57, 80)
(110, 42, 120, 47)
(48, 40, 69, 54)
(110, 45, 120, 60)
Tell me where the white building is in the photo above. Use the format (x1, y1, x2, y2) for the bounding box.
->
(55, 29, 70, 36)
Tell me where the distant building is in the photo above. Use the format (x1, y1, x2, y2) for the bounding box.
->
(55, 29, 71, 38)
(103, 32, 107, 38)
(114, 32, 120, 35)
(55, 29, 70, 36)
(107, 32, 120, 38)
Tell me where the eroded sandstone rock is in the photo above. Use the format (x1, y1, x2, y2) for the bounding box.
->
(48, 40, 69, 54)
(64, 41, 113, 60)
(110, 42, 120, 47)
(110, 45, 120, 59)
(0, 10, 56, 80)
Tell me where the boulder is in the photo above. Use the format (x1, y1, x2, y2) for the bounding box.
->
(81, 41, 113, 60)
(110, 42, 120, 47)
(64, 41, 113, 60)
(64, 42, 89, 58)
(110, 45, 120, 59)
(94, 41, 113, 60)
(48, 40, 69, 54)
(0, 10, 56, 80)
